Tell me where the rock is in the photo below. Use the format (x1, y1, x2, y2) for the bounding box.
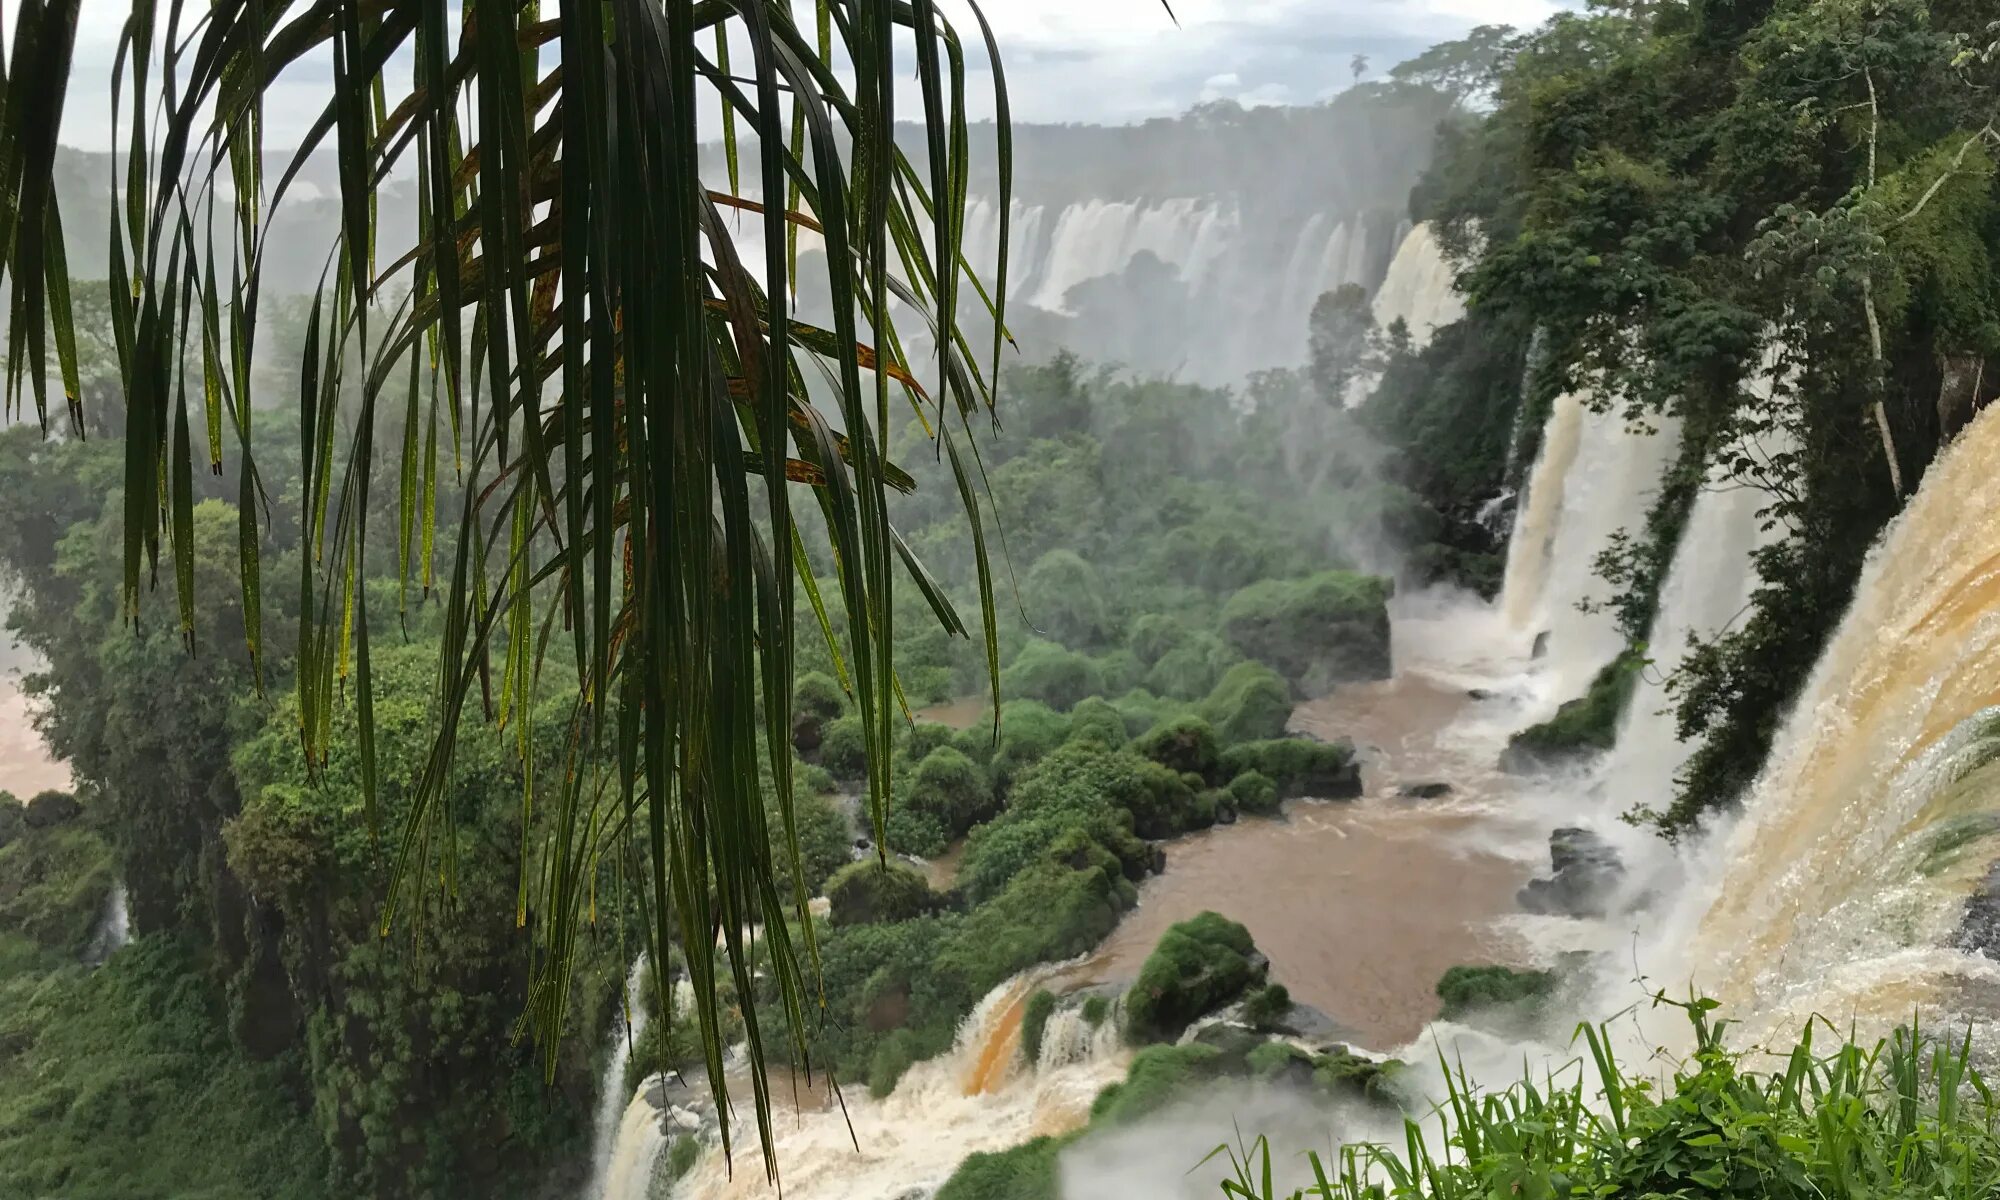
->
(1187, 1019, 1265, 1066)
(1149, 845, 1168, 876)
(1466, 688, 1495, 701)
(1955, 861, 2000, 956)
(790, 711, 824, 756)
(1215, 804, 1238, 826)
(669, 1104, 701, 1131)
(1531, 631, 1551, 660)
(1517, 827, 1624, 918)
(853, 837, 872, 850)
(22, 790, 79, 828)
(1264, 1001, 1360, 1044)
(1396, 782, 1454, 800)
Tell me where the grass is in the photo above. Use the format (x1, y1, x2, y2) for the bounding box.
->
(1206, 996, 2000, 1199)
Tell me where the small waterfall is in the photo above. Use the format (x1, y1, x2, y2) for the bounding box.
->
(1657, 399, 2000, 1038)
(588, 959, 655, 1200)
(678, 970, 1128, 1200)
(81, 881, 129, 966)
(1497, 396, 1679, 709)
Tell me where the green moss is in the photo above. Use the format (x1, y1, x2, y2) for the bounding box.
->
(1021, 989, 1058, 1065)
(1081, 995, 1109, 1027)
(1436, 964, 1558, 1021)
(1227, 769, 1281, 816)
(1220, 738, 1360, 800)
(666, 1135, 703, 1181)
(1242, 982, 1292, 1029)
(1124, 912, 1262, 1044)
(1198, 662, 1295, 744)
(1502, 652, 1641, 772)
(1133, 715, 1221, 781)
(825, 860, 941, 926)
(1090, 1043, 1229, 1126)
(934, 1133, 1074, 1200)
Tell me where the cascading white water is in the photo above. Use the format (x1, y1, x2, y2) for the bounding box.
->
(1652, 398, 2000, 1040)
(1498, 395, 1680, 710)
(588, 959, 655, 1200)
(676, 969, 1127, 1200)
(82, 881, 130, 966)
(1369, 223, 1465, 351)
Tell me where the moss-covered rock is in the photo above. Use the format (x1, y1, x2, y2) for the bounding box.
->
(1133, 715, 1221, 781)
(957, 700, 1071, 794)
(1090, 1042, 1231, 1125)
(825, 860, 941, 926)
(909, 747, 995, 838)
(791, 671, 850, 756)
(1124, 912, 1264, 1044)
(1220, 737, 1361, 800)
(1198, 662, 1294, 744)
(1021, 989, 1058, 1066)
(1435, 964, 1558, 1022)
(935, 1134, 1072, 1200)
(1227, 769, 1281, 816)
(1220, 571, 1393, 692)
(1501, 651, 1640, 773)
(1064, 697, 1129, 749)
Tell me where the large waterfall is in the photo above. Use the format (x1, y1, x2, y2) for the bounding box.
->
(1664, 400, 2000, 1038)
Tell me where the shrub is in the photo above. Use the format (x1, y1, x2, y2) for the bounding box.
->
(956, 700, 1070, 793)
(1242, 982, 1292, 1030)
(1145, 632, 1238, 700)
(825, 860, 940, 926)
(884, 805, 950, 858)
(1002, 640, 1107, 711)
(1219, 570, 1393, 690)
(934, 1134, 1071, 1200)
(1112, 688, 1183, 739)
(1022, 549, 1115, 649)
(1199, 662, 1294, 744)
(1081, 995, 1109, 1027)
(0, 824, 115, 954)
(1227, 769, 1281, 816)
(819, 714, 868, 779)
(792, 671, 850, 756)
(1064, 697, 1129, 748)
(897, 720, 959, 765)
(1133, 716, 1221, 781)
(1124, 912, 1262, 1044)
(1021, 989, 1057, 1065)
(909, 747, 994, 838)
(1221, 738, 1360, 799)
(1435, 964, 1557, 1021)
(1128, 613, 1193, 667)
(1090, 1043, 1229, 1125)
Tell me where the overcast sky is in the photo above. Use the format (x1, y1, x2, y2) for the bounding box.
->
(54, 0, 1561, 149)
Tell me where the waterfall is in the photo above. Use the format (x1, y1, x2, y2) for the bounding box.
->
(1503, 400, 1679, 709)
(1369, 223, 1465, 352)
(677, 970, 1128, 1200)
(82, 881, 129, 966)
(587, 959, 655, 1200)
(1654, 399, 2000, 1038)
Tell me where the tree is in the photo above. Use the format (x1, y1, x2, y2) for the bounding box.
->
(1350, 53, 1370, 85)
(0, 0, 1165, 1169)
(1307, 283, 1382, 405)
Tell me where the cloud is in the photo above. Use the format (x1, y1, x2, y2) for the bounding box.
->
(45, 0, 1572, 150)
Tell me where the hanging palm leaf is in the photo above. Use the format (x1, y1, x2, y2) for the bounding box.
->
(0, 0, 1168, 1173)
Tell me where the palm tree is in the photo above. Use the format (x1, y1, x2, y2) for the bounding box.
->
(0, 0, 1169, 1173)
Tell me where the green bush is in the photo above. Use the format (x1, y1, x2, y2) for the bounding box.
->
(1242, 982, 1292, 1029)
(1021, 989, 1058, 1065)
(1064, 696, 1129, 748)
(1227, 769, 1281, 816)
(1133, 715, 1221, 781)
(1124, 912, 1262, 1044)
(0, 823, 115, 954)
(1219, 570, 1393, 690)
(819, 714, 869, 779)
(1145, 631, 1238, 700)
(1127, 613, 1193, 668)
(1199, 661, 1294, 744)
(1023, 549, 1115, 649)
(1220, 738, 1360, 799)
(825, 860, 940, 926)
(909, 746, 995, 838)
(1112, 688, 1184, 739)
(1435, 964, 1557, 1021)
(885, 804, 951, 858)
(956, 700, 1070, 793)
(1081, 994, 1109, 1027)
(1002, 640, 1108, 711)
(794, 671, 848, 722)
(934, 1134, 1071, 1200)
(1090, 1043, 1229, 1125)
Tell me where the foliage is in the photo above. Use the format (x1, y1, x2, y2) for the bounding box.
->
(1134, 716, 1223, 781)
(1219, 739, 1361, 800)
(1229, 770, 1283, 817)
(1199, 663, 1297, 745)
(1092, 1043, 1233, 1126)
(935, 1134, 1072, 1200)
(908, 748, 997, 840)
(825, 861, 941, 927)
(1221, 999, 2000, 1200)
(1435, 965, 1558, 1022)
(1021, 990, 1059, 1065)
(1220, 572, 1394, 692)
(1124, 912, 1263, 1045)
(0, 821, 114, 955)
(1242, 982, 1294, 1030)
(1003, 640, 1110, 712)
(1502, 651, 1642, 772)
(0, 937, 333, 1200)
